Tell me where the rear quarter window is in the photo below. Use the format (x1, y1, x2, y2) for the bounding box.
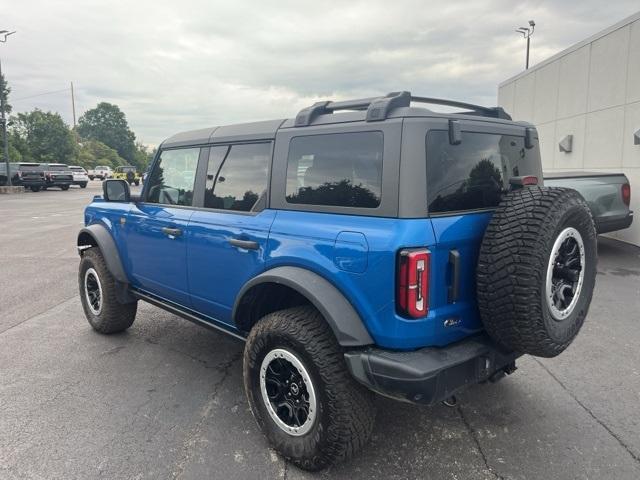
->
(285, 131, 383, 208)
(426, 131, 532, 214)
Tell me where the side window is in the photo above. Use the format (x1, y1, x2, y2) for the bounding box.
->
(146, 148, 200, 206)
(426, 131, 527, 214)
(285, 131, 383, 208)
(204, 143, 271, 212)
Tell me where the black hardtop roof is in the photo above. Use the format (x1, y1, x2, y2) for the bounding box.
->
(161, 91, 522, 148)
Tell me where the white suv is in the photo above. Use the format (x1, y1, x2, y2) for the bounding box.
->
(69, 166, 89, 188)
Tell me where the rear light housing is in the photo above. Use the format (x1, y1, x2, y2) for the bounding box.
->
(622, 183, 631, 207)
(397, 248, 430, 318)
(509, 175, 538, 188)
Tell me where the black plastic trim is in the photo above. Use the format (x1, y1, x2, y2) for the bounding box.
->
(344, 334, 520, 405)
(132, 289, 246, 342)
(77, 224, 128, 283)
(232, 266, 374, 347)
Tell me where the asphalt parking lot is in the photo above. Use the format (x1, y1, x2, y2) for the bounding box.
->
(1, 182, 639, 480)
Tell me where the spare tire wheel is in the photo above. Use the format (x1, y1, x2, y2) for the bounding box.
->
(477, 187, 597, 358)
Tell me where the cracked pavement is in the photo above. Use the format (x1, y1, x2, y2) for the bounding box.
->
(1, 183, 639, 479)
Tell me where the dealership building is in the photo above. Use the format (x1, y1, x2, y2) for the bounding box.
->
(498, 11, 640, 246)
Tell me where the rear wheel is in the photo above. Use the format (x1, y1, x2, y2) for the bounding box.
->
(80, 182, 87, 188)
(61, 185, 70, 191)
(477, 187, 597, 357)
(79, 247, 137, 333)
(30, 186, 41, 192)
(244, 306, 375, 471)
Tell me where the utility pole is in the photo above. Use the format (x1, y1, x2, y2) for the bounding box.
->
(0, 30, 16, 187)
(71, 81, 77, 128)
(516, 20, 535, 69)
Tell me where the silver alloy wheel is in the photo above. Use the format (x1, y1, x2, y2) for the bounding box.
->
(84, 267, 103, 316)
(545, 227, 585, 321)
(260, 348, 317, 436)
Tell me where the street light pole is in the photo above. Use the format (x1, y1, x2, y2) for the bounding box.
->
(0, 30, 15, 187)
(516, 20, 535, 70)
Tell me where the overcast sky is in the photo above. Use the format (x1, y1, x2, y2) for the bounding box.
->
(2, 1, 639, 145)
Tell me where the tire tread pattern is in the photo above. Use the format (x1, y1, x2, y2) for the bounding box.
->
(476, 187, 597, 358)
(79, 247, 137, 334)
(243, 306, 375, 471)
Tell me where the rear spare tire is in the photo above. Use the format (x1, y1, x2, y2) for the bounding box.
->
(477, 187, 597, 358)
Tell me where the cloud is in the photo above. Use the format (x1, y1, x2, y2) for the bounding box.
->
(2, 0, 639, 145)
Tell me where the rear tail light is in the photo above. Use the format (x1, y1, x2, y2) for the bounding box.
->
(622, 183, 631, 207)
(397, 248, 430, 318)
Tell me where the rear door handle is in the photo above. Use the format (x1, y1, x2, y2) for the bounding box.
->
(229, 238, 259, 250)
(448, 249, 460, 303)
(162, 227, 182, 238)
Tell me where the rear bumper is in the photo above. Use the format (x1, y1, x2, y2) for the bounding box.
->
(344, 334, 520, 406)
(46, 178, 73, 186)
(19, 179, 46, 187)
(596, 212, 633, 234)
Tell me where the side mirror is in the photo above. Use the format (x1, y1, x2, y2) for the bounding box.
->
(103, 179, 130, 202)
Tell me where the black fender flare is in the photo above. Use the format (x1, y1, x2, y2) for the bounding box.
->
(233, 266, 374, 347)
(77, 225, 133, 305)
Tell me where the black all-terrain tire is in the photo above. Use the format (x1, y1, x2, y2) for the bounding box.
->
(79, 247, 137, 333)
(243, 306, 376, 471)
(30, 186, 40, 192)
(477, 187, 597, 358)
(134, 180, 140, 186)
(61, 185, 70, 191)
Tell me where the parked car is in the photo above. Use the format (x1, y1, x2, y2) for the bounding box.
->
(544, 171, 632, 233)
(77, 91, 597, 470)
(42, 163, 74, 190)
(0, 162, 47, 191)
(88, 165, 112, 180)
(112, 165, 141, 186)
(68, 166, 89, 188)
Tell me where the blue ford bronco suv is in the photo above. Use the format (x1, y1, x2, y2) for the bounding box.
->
(77, 91, 597, 470)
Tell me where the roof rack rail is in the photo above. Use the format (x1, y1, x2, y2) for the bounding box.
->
(410, 97, 512, 120)
(294, 91, 511, 126)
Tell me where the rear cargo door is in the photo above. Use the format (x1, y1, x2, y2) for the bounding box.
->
(426, 122, 541, 334)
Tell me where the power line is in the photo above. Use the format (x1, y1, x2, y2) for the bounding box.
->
(12, 88, 70, 102)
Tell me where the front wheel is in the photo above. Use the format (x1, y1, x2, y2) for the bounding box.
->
(61, 185, 70, 191)
(30, 186, 41, 192)
(80, 182, 87, 188)
(243, 306, 375, 471)
(79, 247, 137, 333)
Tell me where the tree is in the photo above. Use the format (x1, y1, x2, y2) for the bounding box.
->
(77, 102, 137, 163)
(75, 139, 126, 169)
(0, 72, 11, 115)
(11, 110, 76, 163)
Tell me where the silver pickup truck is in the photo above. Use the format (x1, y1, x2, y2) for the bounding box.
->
(544, 171, 633, 234)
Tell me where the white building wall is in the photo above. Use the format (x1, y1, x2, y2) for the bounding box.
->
(499, 11, 640, 246)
